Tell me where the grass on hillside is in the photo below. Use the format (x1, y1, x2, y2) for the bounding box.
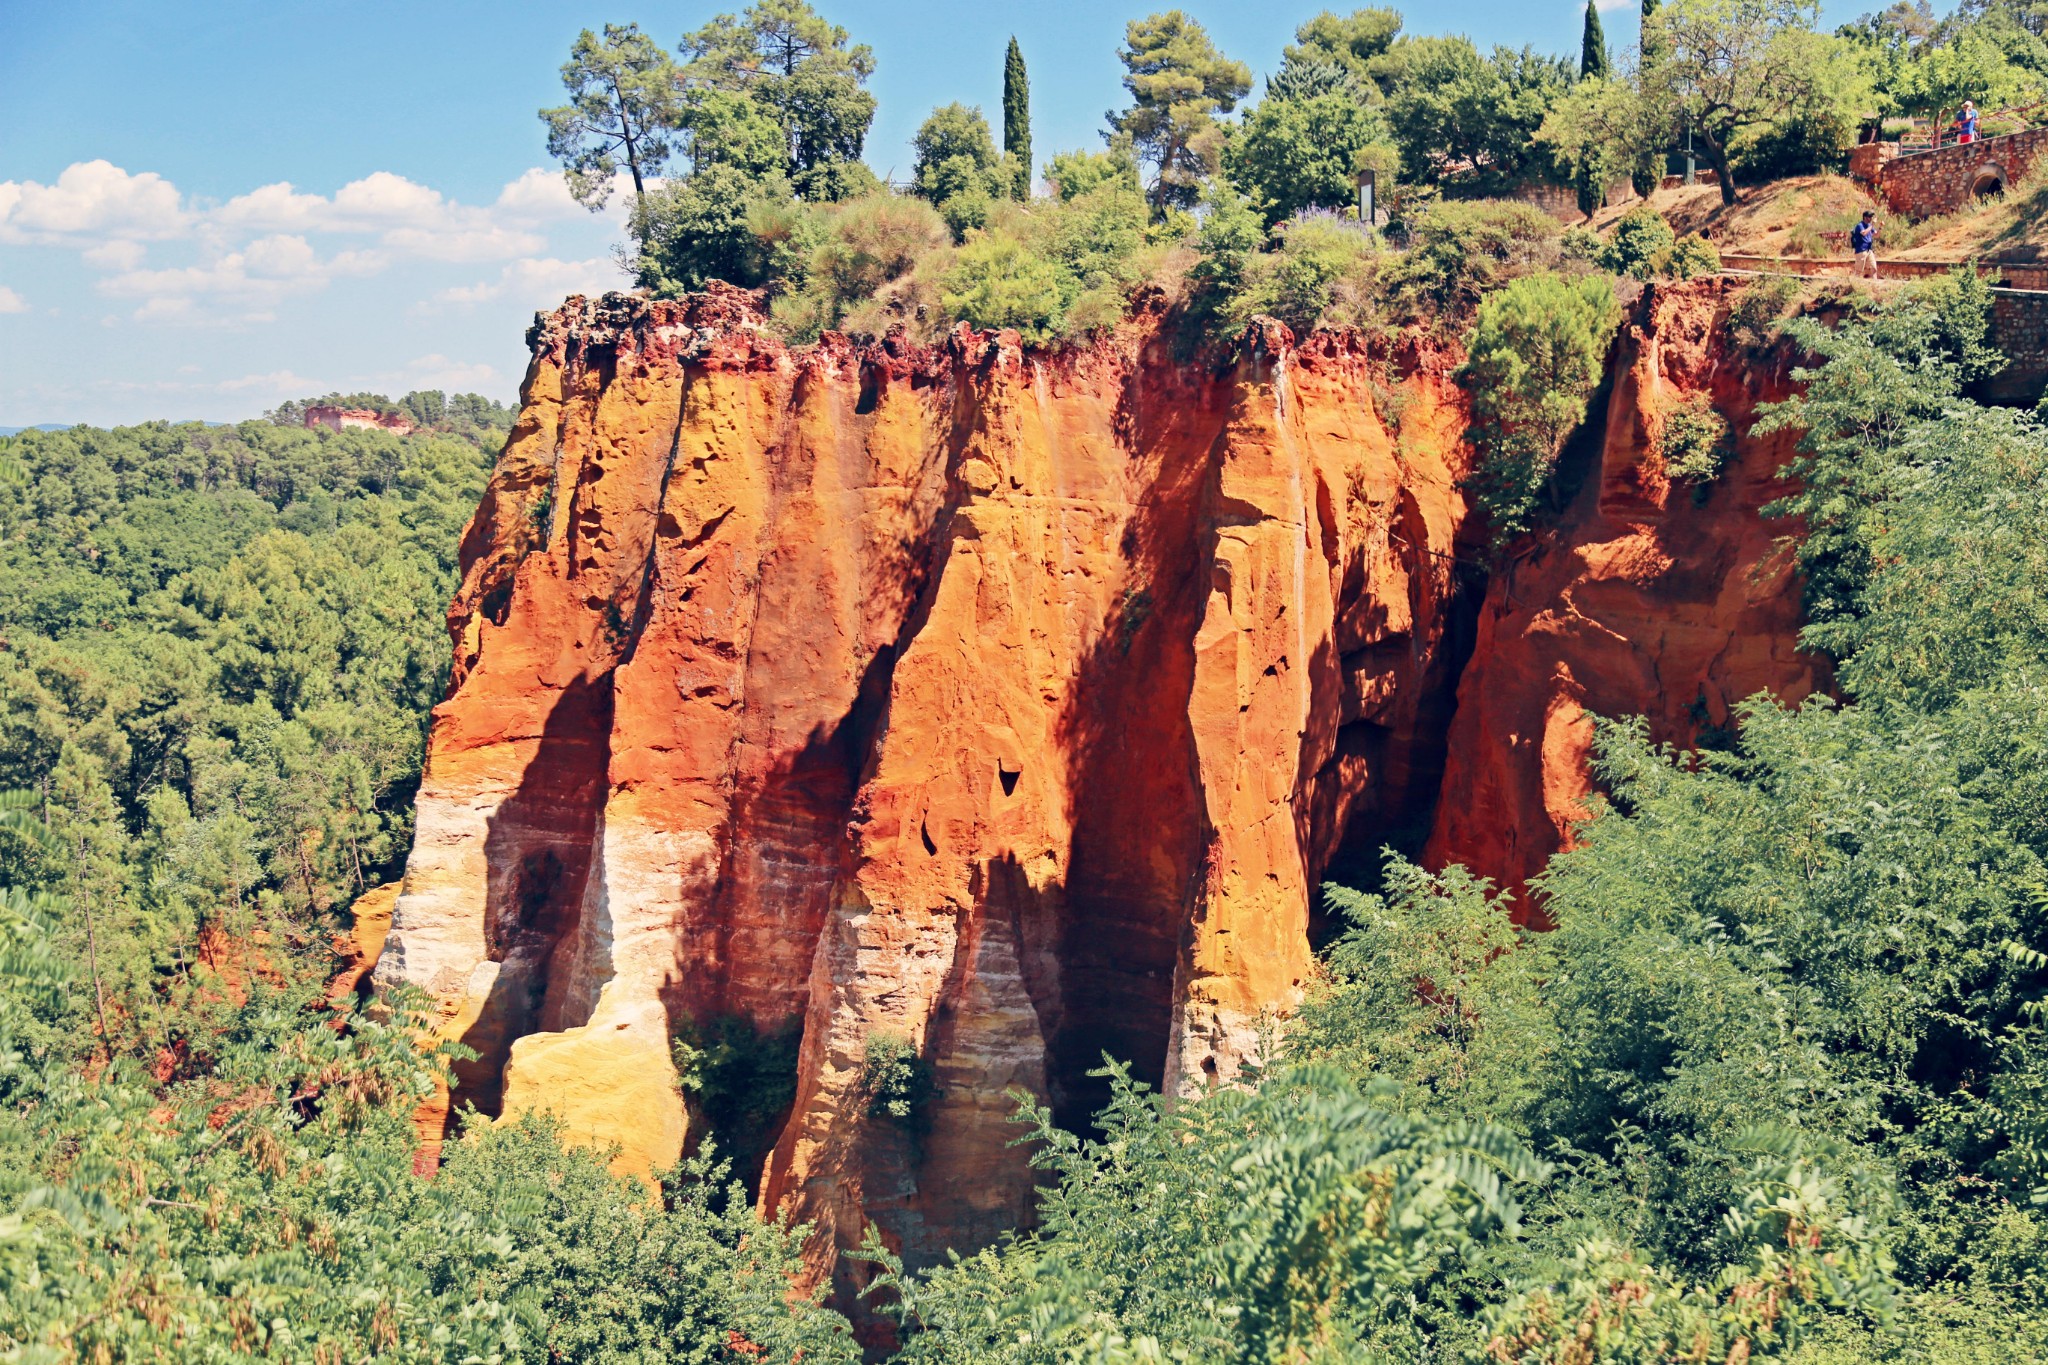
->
(1586, 165, 2048, 264)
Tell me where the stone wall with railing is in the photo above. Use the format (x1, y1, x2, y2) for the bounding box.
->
(1852, 126, 2048, 219)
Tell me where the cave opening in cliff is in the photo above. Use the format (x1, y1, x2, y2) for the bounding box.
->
(1311, 560, 1488, 947)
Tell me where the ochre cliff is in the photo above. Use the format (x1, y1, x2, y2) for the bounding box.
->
(1426, 278, 1826, 910)
(372, 276, 1817, 1301)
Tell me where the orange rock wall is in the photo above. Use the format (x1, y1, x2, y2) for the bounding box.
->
(1427, 278, 1825, 910)
(376, 277, 1818, 1300)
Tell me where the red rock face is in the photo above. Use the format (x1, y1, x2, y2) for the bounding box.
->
(375, 276, 1816, 1303)
(1427, 278, 1826, 914)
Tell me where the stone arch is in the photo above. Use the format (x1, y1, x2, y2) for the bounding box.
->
(1972, 162, 2009, 199)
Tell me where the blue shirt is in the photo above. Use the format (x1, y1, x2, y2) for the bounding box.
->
(1850, 222, 1876, 252)
(1958, 111, 1978, 136)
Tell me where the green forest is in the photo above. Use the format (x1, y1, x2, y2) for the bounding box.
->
(7, 0, 2048, 1360)
(537, 0, 2048, 347)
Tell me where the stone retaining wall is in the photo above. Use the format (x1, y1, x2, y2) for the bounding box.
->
(1985, 288, 2048, 407)
(1854, 126, 2048, 219)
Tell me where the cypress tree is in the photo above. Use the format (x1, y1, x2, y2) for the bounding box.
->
(1003, 36, 1032, 199)
(1635, 0, 1665, 195)
(1580, 0, 1609, 80)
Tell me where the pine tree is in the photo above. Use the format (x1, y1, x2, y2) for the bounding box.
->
(1003, 36, 1032, 199)
(1581, 0, 1610, 80)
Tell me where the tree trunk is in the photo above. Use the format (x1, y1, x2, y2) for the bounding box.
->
(613, 76, 646, 202)
(77, 834, 111, 1054)
(1702, 137, 1737, 206)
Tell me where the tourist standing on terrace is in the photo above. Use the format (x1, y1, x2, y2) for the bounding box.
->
(1955, 101, 1979, 144)
(1850, 210, 1879, 279)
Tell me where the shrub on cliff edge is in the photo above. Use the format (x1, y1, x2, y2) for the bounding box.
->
(1461, 271, 1622, 548)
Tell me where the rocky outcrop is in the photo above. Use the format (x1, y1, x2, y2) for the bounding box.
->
(1427, 278, 1825, 911)
(374, 275, 1817, 1303)
(375, 286, 1478, 1288)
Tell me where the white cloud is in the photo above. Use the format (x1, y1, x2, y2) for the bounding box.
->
(492, 168, 634, 225)
(213, 369, 321, 395)
(382, 223, 545, 262)
(208, 181, 324, 232)
(97, 235, 389, 324)
(216, 170, 545, 261)
(15, 163, 607, 295)
(128, 296, 273, 326)
(0, 287, 27, 315)
(493, 168, 585, 219)
(432, 255, 626, 309)
(0, 161, 190, 243)
(397, 353, 504, 390)
(82, 240, 145, 270)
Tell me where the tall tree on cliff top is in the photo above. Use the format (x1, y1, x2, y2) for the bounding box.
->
(679, 0, 879, 200)
(1582, 0, 1612, 78)
(540, 23, 681, 209)
(1108, 11, 1252, 215)
(1003, 36, 1032, 198)
(1642, 0, 1856, 205)
(1282, 8, 1404, 93)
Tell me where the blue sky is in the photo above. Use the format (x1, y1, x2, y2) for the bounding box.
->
(0, 0, 1847, 426)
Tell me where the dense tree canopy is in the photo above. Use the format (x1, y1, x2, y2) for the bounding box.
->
(1107, 10, 1252, 214)
(541, 23, 681, 207)
(679, 0, 880, 201)
(1225, 88, 1398, 226)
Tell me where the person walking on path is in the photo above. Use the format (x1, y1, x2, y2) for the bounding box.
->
(1850, 210, 1879, 279)
(1955, 101, 1979, 145)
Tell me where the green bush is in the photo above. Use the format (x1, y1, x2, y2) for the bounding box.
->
(1658, 392, 1733, 483)
(860, 1032, 935, 1128)
(940, 234, 1067, 341)
(1598, 203, 1676, 280)
(672, 1013, 803, 1190)
(1559, 224, 1602, 262)
(1222, 212, 1379, 334)
(1460, 271, 1622, 547)
(1378, 199, 1564, 325)
(1043, 146, 1142, 202)
(928, 184, 1153, 344)
(1657, 230, 1721, 280)
(633, 167, 809, 296)
(811, 195, 949, 311)
(1727, 273, 1801, 351)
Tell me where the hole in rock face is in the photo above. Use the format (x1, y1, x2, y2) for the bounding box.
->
(997, 763, 1020, 797)
(921, 820, 939, 857)
(495, 849, 564, 951)
(855, 366, 882, 416)
(480, 578, 514, 628)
